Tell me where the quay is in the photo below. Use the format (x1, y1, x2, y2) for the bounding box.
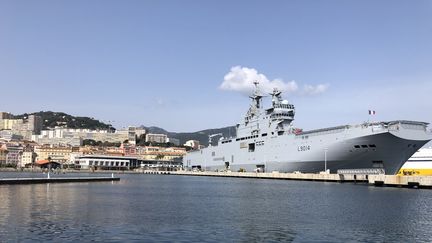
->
(0, 176, 120, 185)
(170, 171, 432, 189)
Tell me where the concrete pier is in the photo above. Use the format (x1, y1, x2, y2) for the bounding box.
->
(368, 175, 432, 189)
(0, 177, 120, 185)
(172, 171, 367, 182)
(171, 171, 432, 189)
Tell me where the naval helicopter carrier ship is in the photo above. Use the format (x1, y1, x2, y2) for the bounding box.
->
(183, 82, 431, 174)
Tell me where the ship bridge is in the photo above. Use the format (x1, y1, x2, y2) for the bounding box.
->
(266, 88, 295, 125)
(236, 83, 296, 139)
(268, 103, 295, 121)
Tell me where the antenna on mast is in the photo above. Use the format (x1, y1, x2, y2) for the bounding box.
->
(253, 80, 260, 96)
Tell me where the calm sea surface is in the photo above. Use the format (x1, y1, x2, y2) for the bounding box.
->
(1, 172, 432, 242)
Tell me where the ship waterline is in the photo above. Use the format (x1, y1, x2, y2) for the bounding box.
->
(184, 83, 431, 174)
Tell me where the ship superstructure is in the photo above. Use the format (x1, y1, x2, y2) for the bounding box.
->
(184, 83, 432, 174)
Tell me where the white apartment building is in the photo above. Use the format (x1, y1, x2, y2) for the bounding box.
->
(145, 133, 167, 143)
(20, 151, 36, 167)
(31, 128, 131, 146)
(75, 155, 137, 170)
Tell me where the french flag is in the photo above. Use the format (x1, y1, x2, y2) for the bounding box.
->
(368, 110, 376, 115)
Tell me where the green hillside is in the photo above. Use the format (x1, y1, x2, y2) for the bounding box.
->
(14, 111, 115, 131)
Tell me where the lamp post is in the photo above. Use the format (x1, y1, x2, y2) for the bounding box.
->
(324, 148, 328, 173)
(204, 154, 206, 172)
(47, 156, 52, 179)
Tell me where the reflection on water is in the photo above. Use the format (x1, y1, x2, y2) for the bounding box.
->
(1, 172, 432, 242)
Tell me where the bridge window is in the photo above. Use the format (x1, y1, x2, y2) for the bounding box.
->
(248, 143, 255, 152)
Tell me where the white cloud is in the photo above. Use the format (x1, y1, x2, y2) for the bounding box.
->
(156, 98, 166, 106)
(220, 66, 328, 96)
(150, 98, 168, 109)
(302, 84, 329, 95)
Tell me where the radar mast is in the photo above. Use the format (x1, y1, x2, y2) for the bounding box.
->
(245, 81, 263, 121)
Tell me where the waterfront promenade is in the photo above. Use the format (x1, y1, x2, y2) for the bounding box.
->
(2, 168, 432, 189)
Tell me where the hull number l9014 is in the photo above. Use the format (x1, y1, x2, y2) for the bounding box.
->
(298, 145, 311, 151)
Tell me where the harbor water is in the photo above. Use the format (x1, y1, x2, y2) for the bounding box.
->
(1, 172, 432, 242)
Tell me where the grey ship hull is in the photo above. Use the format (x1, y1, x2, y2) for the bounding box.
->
(184, 121, 431, 175)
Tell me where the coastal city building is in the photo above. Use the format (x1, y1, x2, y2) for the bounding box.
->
(27, 115, 43, 133)
(139, 159, 183, 171)
(135, 127, 146, 137)
(0, 113, 42, 131)
(33, 137, 83, 146)
(145, 133, 167, 143)
(127, 126, 137, 144)
(30, 127, 139, 146)
(34, 145, 79, 164)
(0, 146, 7, 165)
(0, 111, 192, 171)
(2, 119, 23, 130)
(104, 146, 125, 156)
(79, 145, 105, 155)
(0, 112, 13, 120)
(75, 155, 138, 170)
(4, 143, 23, 166)
(136, 146, 186, 161)
(121, 143, 137, 156)
(0, 130, 21, 141)
(20, 151, 36, 167)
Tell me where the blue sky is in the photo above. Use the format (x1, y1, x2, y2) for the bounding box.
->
(1, 1, 431, 132)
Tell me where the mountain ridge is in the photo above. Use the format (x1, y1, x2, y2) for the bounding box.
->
(140, 125, 236, 146)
